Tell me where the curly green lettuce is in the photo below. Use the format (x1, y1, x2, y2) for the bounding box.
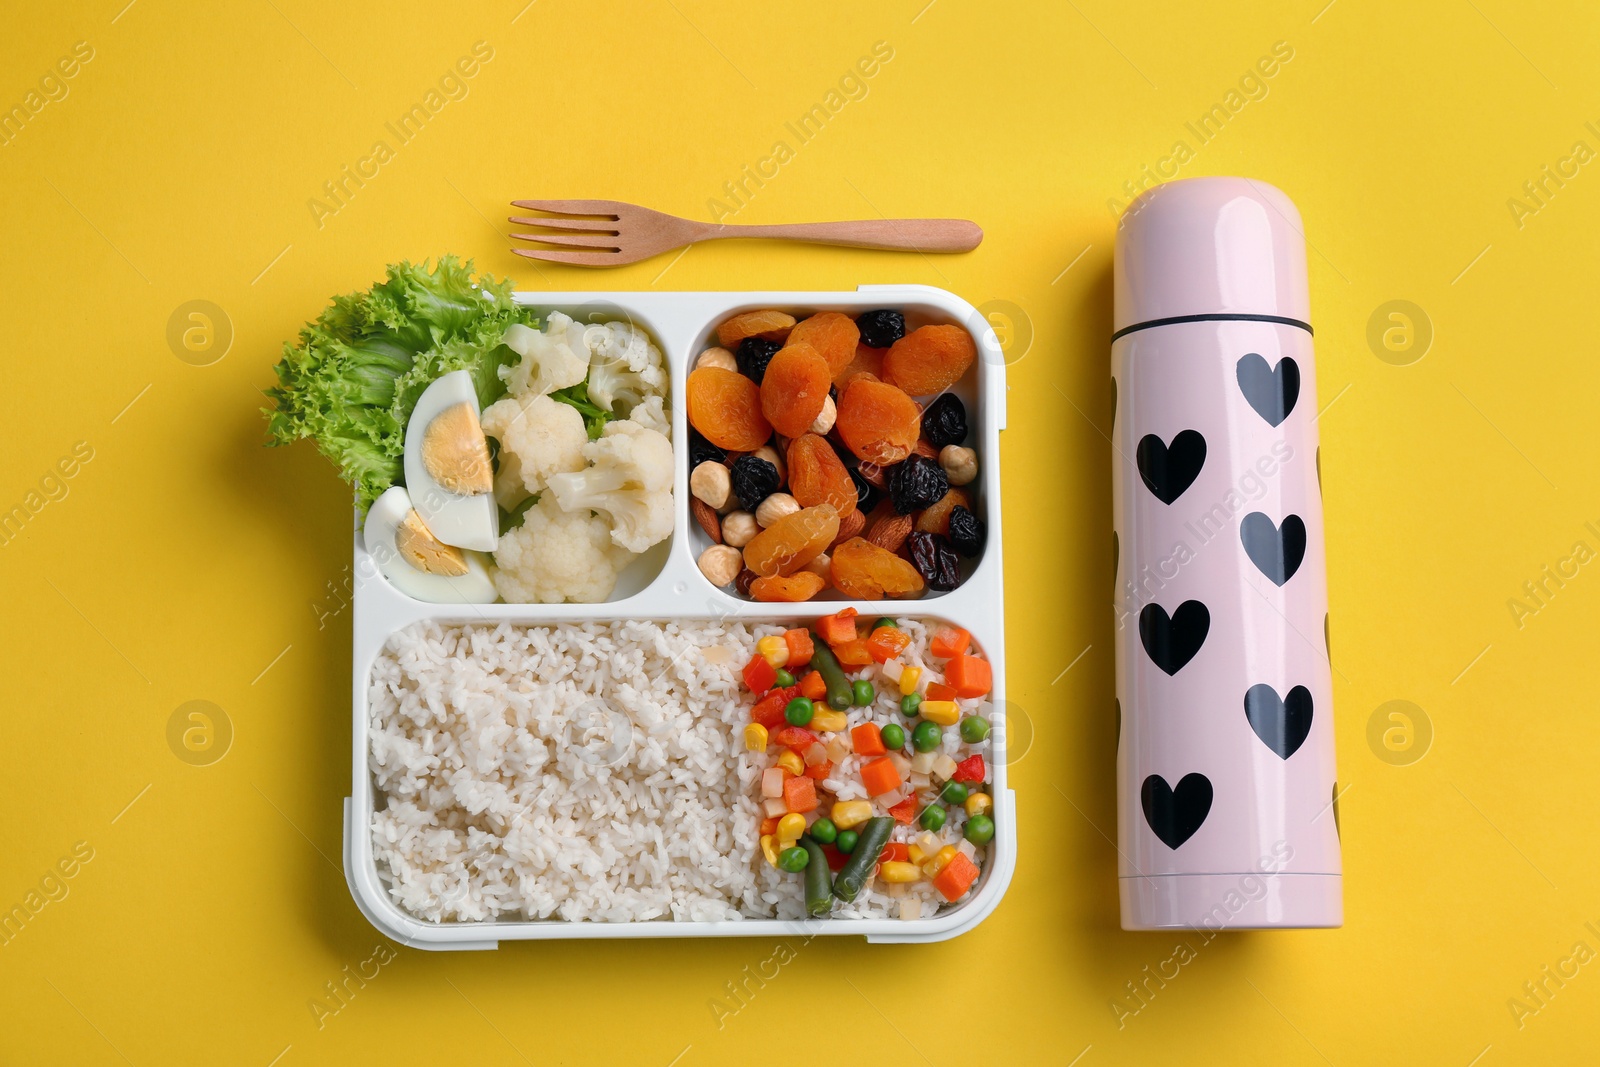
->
(263, 257, 536, 510)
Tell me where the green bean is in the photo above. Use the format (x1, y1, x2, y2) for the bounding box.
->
(810, 641, 855, 711)
(801, 836, 832, 916)
(832, 817, 894, 902)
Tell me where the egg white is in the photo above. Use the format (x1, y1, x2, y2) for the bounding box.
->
(403, 370, 498, 551)
(363, 486, 497, 603)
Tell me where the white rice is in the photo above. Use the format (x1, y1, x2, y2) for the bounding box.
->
(368, 617, 991, 924)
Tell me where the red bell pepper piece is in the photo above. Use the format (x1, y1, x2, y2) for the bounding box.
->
(804, 759, 831, 780)
(888, 794, 919, 824)
(743, 654, 777, 693)
(822, 843, 849, 871)
(953, 754, 987, 783)
(770, 724, 818, 751)
(751, 690, 789, 729)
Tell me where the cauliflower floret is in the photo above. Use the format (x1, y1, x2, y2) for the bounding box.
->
(545, 420, 673, 554)
(583, 320, 666, 416)
(481, 393, 588, 505)
(499, 312, 590, 398)
(623, 395, 669, 437)
(490, 494, 633, 603)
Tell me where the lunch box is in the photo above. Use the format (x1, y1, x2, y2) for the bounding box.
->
(342, 285, 1014, 948)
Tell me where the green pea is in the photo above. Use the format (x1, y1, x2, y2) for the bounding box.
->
(964, 813, 995, 845)
(835, 829, 859, 854)
(940, 781, 969, 805)
(778, 846, 810, 872)
(809, 818, 837, 845)
(872, 618, 898, 630)
(959, 715, 991, 743)
(851, 680, 875, 707)
(919, 805, 947, 832)
(880, 723, 906, 750)
(784, 696, 815, 726)
(774, 669, 796, 688)
(900, 693, 923, 718)
(912, 720, 943, 753)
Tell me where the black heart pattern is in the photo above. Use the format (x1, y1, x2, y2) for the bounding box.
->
(1240, 512, 1306, 586)
(1139, 600, 1210, 675)
(1244, 683, 1314, 759)
(1236, 353, 1300, 426)
(1136, 430, 1206, 504)
(1141, 773, 1213, 849)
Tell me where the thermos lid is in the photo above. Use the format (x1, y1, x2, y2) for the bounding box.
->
(1113, 176, 1310, 337)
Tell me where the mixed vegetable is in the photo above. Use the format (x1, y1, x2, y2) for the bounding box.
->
(740, 614, 997, 918)
(689, 308, 986, 601)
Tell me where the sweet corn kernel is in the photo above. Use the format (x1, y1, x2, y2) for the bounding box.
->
(964, 792, 993, 817)
(756, 635, 789, 668)
(899, 666, 923, 696)
(831, 800, 873, 830)
(810, 708, 848, 732)
(744, 724, 768, 752)
(920, 700, 959, 725)
(776, 750, 804, 776)
(879, 861, 922, 883)
(908, 842, 928, 865)
(922, 844, 957, 878)
(777, 813, 806, 844)
(761, 835, 780, 867)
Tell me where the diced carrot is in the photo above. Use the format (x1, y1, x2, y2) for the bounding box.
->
(866, 626, 911, 663)
(833, 639, 872, 668)
(859, 757, 902, 797)
(804, 759, 831, 780)
(798, 670, 827, 701)
(743, 654, 777, 692)
(926, 682, 957, 702)
(817, 609, 859, 648)
(759, 816, 780, 836)
(880, 842, 910, 863)
(850, 723, 886, 757)
(932, 852, 980, 901)
(946, 654, 992, 698)
(783, 775, 818, 813)
(888, 795, 918, 824)
(751, 690, 789, 728)
(783, 628, 815, 669)
(930, 627, 972, 659)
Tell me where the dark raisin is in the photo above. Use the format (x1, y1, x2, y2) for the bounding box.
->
(948, 505, 984, 557)
(888, 455, 948, 514)
(829, 383, 839, 402)
(735, 568, 757, 597)
(736, 337, 781, 384)
(849, 466, 879, 512)
(730, 454, 781, 511)
(856, 309, 905, 349)
(921, 393, 968, 449)
(909, 531, 960, 591)
(689, 429, 725, 469)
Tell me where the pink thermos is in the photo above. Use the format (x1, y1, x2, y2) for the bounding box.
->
(1112, 177, 1342, 929)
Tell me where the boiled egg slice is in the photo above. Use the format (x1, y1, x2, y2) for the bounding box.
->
(363, 486, 497, 603)
(403, 370, 497, 551)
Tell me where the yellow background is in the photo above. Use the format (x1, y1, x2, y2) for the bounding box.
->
(3, 0, 1597, 1063)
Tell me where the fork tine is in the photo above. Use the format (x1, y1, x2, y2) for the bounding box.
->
(510, 199, 623, 217)
(509, 232, 622, 250)
(511, 247, 626, 267)
(507, 215, 620, 233)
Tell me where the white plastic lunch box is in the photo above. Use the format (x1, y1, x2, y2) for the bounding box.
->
(342, 285, 1014, 948)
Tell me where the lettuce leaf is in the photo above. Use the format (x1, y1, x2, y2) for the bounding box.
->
(263, 257, 535, 510)
(547, 380, 615, 440)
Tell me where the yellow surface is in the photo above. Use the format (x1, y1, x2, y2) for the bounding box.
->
(3, 1, 1598, 1063)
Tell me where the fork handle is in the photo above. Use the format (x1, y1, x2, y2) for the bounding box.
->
(701, 218, 982, 253)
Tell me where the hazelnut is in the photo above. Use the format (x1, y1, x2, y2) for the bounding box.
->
(755, 492, 800, 528)
(752, 444, 785, 486)
(810, 393, 837, 435)
(690, 460, 732, 510)
(696, 347, 738, 372)
(801, 551, 831, 582)
(697, 544, 743, 587)
(940, 445, 978, 487)
(721, 510, 759, 548)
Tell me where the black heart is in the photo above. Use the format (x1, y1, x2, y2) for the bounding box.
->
(1244, 683, 1314, 759)
(1136, 430, 1206, 504)
(1240, 512, 1306, 586)
(1139, 600, 1210, 675)
(1141, 773, 1213, 849)
(1236, 353, 1300, 426)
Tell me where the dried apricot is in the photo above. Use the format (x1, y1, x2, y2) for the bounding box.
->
(830, 536, 926, 600)
(750, 571, 826, 602)
(743, 504, 840, 577)
(759, 342, 831, 438)
(787, 434, 857, 519)
(836, 378, 922, 465)
(882, 324, 977, 396)
(786, 312, 859, 375)
(717, 310, 795, 348)
(834, 343, 884, 388)
(686, 366, 772, 451)
(914, 488, 972, 535)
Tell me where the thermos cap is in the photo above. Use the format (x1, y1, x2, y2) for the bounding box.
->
(1113, 176, 1310, 336)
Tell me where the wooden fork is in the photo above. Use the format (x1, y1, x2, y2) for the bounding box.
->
(508, 199, 982, 266)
